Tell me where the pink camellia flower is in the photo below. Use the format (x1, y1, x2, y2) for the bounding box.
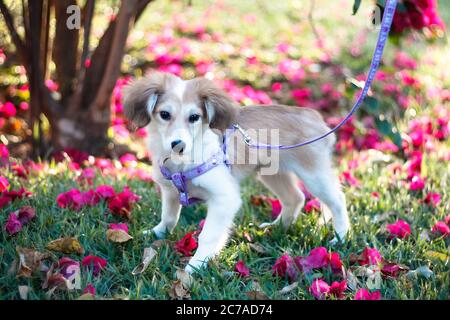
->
(109, 223, 129, 233)
(56, 189, 82, 210)
(341, 171, 360, 187)
(0, 144, 9, 163)
(0, 101, 17, 118)
(119, 153, 137, 167)
(381, 262, 404, 278)
(107, 187, 140, 219)
(304, 198, 320, 213)
(5, 212, 22, 235)
(80, 189, 100, 206)
(268, 198, 282, 220)
(174, 231, 198, 257)
(234, 260, 250, 277)
(309, 279, 330, 300)
(83, 284, 95, 296)
(78, 168, 95, 185)
(329, 252, 343, 274)
(95, 185, 116, 199)
(271, 82, 282, 92)
(329, 280, 347, 299)
(386, 219, 411, 239)
(16, 206, 36, 225)
(82, 255, 107, 276)
(445, 215, 450, 226)
(360, 247, 382, 266)
(0, 176, 9, 192)
(354, 289, 381, 300)
(424, 192, 441, 207)
(409, 175, 425, 191)
(431, 221, 450, 237)
(272, 254, 298, 281)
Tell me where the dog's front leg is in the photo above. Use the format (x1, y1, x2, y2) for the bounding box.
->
(148, 184, 182, 239)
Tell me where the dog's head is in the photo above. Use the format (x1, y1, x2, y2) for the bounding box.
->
(123, 71, 238, 155)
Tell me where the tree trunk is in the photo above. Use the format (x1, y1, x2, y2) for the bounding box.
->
(0, 0, 153, 157)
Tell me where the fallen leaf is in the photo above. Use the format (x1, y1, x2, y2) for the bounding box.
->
(106, 229, 133, 243)
(344, 269, 361, 292)
(168, 280, 191, 299)
(176, 269, 194, 288)
(407, 266, 433, 279)
(46, 237, 84, 255)
(245, 281, 270, 300)
(248, 243, 268, 254)
(42, 262, 81, 291)
(278, 281, 298, 294)
(18, 286, 31, 300)
(425, 251, 448, 263)
(131, 247, 157, 275)
(151, 239, 170, 249)
(16, 247, 51, 278)
(372, 210, 398, 223)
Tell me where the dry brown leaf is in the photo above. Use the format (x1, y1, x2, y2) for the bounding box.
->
(16, 247, 51, 278)
(246, 281, 270, 300)
(131, 247, 157, 275)
(46, 237, 84, 255)
(106, 229, 133, 243)
(168, 280, 191, 299)
(18, 286, 31, 300)
(278, 281, 298, 294)
(248, 243, 268, 254)
(176, 269, 194, 288)
(151, 239, 170, 249)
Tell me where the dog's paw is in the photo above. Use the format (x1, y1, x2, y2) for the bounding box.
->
(258, 216, 282, 229)
(142, 223, 167, 239)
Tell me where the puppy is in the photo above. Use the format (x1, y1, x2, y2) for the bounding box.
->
(123, 71, 350, 273)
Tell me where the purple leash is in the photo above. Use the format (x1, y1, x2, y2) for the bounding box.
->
(233, 0, 398, 150)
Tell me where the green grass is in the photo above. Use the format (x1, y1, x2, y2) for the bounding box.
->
(0, 141, 448, 299)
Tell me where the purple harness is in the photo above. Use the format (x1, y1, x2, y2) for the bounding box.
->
(159, 130, 233, 206)
(159, 0, 397, 206)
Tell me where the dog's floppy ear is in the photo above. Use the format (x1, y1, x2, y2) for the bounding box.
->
(194, 78, 239, 132)
(122, 72, 168, 128)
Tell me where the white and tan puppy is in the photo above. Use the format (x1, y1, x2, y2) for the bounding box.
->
(123, 71, 350, 273)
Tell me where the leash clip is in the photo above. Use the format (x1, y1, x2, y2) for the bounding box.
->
(233, 124, 252, 145)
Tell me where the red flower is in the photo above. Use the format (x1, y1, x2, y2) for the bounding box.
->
(16, 206, 36, 225)
(431, 221, 450, 237)
(268, 198, 282, 220)
(272, 254, 298, 281)
(0, 176, 9, 192)
(234, 260, 250, 277)
(329, 280, 347, 299)
(109, 223, 129, 233)
(409, 175, 425, 191)
(108, 187, 140, 219)
(174, 232, 198, 257)
(354, 289, 381, 300)
(329, 252, 343, 274)
(309, 279, 330, 300)
(386, 220, 411, 239)
(381, 262, 405, 278)
(424, 192, 441, 207)
(304, 198, 320, 213)
(95, 185, 116, 199)
(56, 189, 82, 210)
(5, 212, 22, 235)
(83, 284, 95, 296)
(360, 247, 382, 266)
(82, 255, 107, 276)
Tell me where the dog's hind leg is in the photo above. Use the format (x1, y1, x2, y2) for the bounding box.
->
(293, 163, 350, 242)
(258, 172, 305, 229)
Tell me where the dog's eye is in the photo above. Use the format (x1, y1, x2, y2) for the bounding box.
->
(189, 114, 200, 123)
(159, 111, 171, 121)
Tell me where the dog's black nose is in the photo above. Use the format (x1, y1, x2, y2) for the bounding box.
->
(171, 140, 185, 153)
